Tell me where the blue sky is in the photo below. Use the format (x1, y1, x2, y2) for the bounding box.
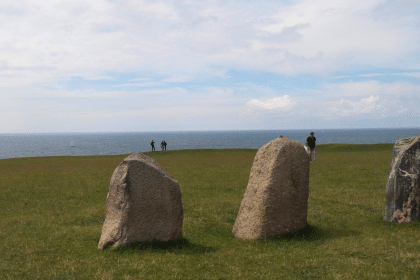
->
(1, 0, 420, 133)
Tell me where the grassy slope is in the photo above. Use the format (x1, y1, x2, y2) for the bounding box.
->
(1, 144, 420, 279)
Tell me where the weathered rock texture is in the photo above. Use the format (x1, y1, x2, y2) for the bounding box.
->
(233, 137, 310, 240)
(384, 136, 420, 223)
(98, 153, 183, 249)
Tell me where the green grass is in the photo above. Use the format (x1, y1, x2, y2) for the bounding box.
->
(1, 144, 420, 279)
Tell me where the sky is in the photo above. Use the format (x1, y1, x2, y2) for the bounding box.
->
(1, 0, 420, 133)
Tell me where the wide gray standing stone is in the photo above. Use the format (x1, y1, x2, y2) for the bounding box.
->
(98, 152, 183, 249)
(384, 136, 420, 223)
(233, 137, 310, 240)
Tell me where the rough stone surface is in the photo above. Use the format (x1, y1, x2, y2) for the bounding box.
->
(233, 137, 310, 240)
(98, 153, 183, 249)
(384, 136, 420, 223)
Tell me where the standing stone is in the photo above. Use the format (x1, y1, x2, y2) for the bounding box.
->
(98, 153, 183, 249)
(384, 136, 420, 223)
(233, 137, 310, 240)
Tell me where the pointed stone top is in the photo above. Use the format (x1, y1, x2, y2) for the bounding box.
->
(122, 152, 175, 181)
(394, 136, 420, 153)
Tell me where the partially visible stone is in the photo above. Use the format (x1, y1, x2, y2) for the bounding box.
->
(98, 153, 183, 249)
(232, 137, 310, 240)
(384, 136, 420, 223)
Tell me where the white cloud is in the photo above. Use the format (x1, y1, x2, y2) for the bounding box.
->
(129, 78, 151, 82)
(1, 78, 419, 132)
(182, 87, 245, 107)
(162, 75, 191, 83)
(358, 72, 420, 79)
(359, 73, 387, 78)
(257, 0, 419, 73)
(118, 82, 162, 87)
(123, 0, 179, 21)
(84, 76, 115, 81)
(1, 1, 420, 132)
(312, 79, 420, 121)
(0, 0, 419, 87)
(325, 95, 381, 117)
(260, 4, 320, 33)
(396, 72, 420, 79)
(324, 80, 420, 98)
(326, 81, 381, 96)
(246, 95, 296, 110)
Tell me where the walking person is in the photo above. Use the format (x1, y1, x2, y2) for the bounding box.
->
(163, 140, 167, 151)
(161, 140, 165, 151)
(306, 132, 317, 162)
(151, 140, 155, 152)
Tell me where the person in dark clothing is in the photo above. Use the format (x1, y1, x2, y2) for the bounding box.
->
(306, 132, 317, 162)
(163, 140, 167, 151)
(151, 140, 155, 152)
(161, 140, 165, 151)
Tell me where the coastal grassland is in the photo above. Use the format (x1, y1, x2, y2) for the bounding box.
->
(1, 144, 420, 279)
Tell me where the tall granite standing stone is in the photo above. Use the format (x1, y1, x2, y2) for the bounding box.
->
(233, 137, 310, 240)
(384, 136, 420, 223)
(98, 153, 183, 249)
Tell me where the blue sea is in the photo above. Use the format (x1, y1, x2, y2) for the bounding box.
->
(1, 128, 419, 159)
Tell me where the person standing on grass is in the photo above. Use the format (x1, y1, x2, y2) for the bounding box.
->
(151, 140, 155, 152)
(163, 140, 167, 151)
(306, 132, 317, 162)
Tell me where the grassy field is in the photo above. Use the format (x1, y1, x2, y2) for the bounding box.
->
(1, 144, 420, 279)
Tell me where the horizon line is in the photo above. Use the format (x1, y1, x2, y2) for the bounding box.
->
(1, 126, 419, 135)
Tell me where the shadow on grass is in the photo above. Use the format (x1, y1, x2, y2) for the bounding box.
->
(110, 238, 217, 255)
(380, 219, 420, 227)
(263, 223, 360, 243)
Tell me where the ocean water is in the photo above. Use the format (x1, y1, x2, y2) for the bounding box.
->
(1, 128, 419, 159)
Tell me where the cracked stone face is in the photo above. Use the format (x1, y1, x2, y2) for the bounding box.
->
(384, 136, 420, 223)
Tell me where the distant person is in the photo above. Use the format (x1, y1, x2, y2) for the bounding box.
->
(163, 140, 167, 151)
(151, 140, 155, 152)
(304, 141, 311, 159)
(306, 132, 316, 162)
(161, 140, 165, 151)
